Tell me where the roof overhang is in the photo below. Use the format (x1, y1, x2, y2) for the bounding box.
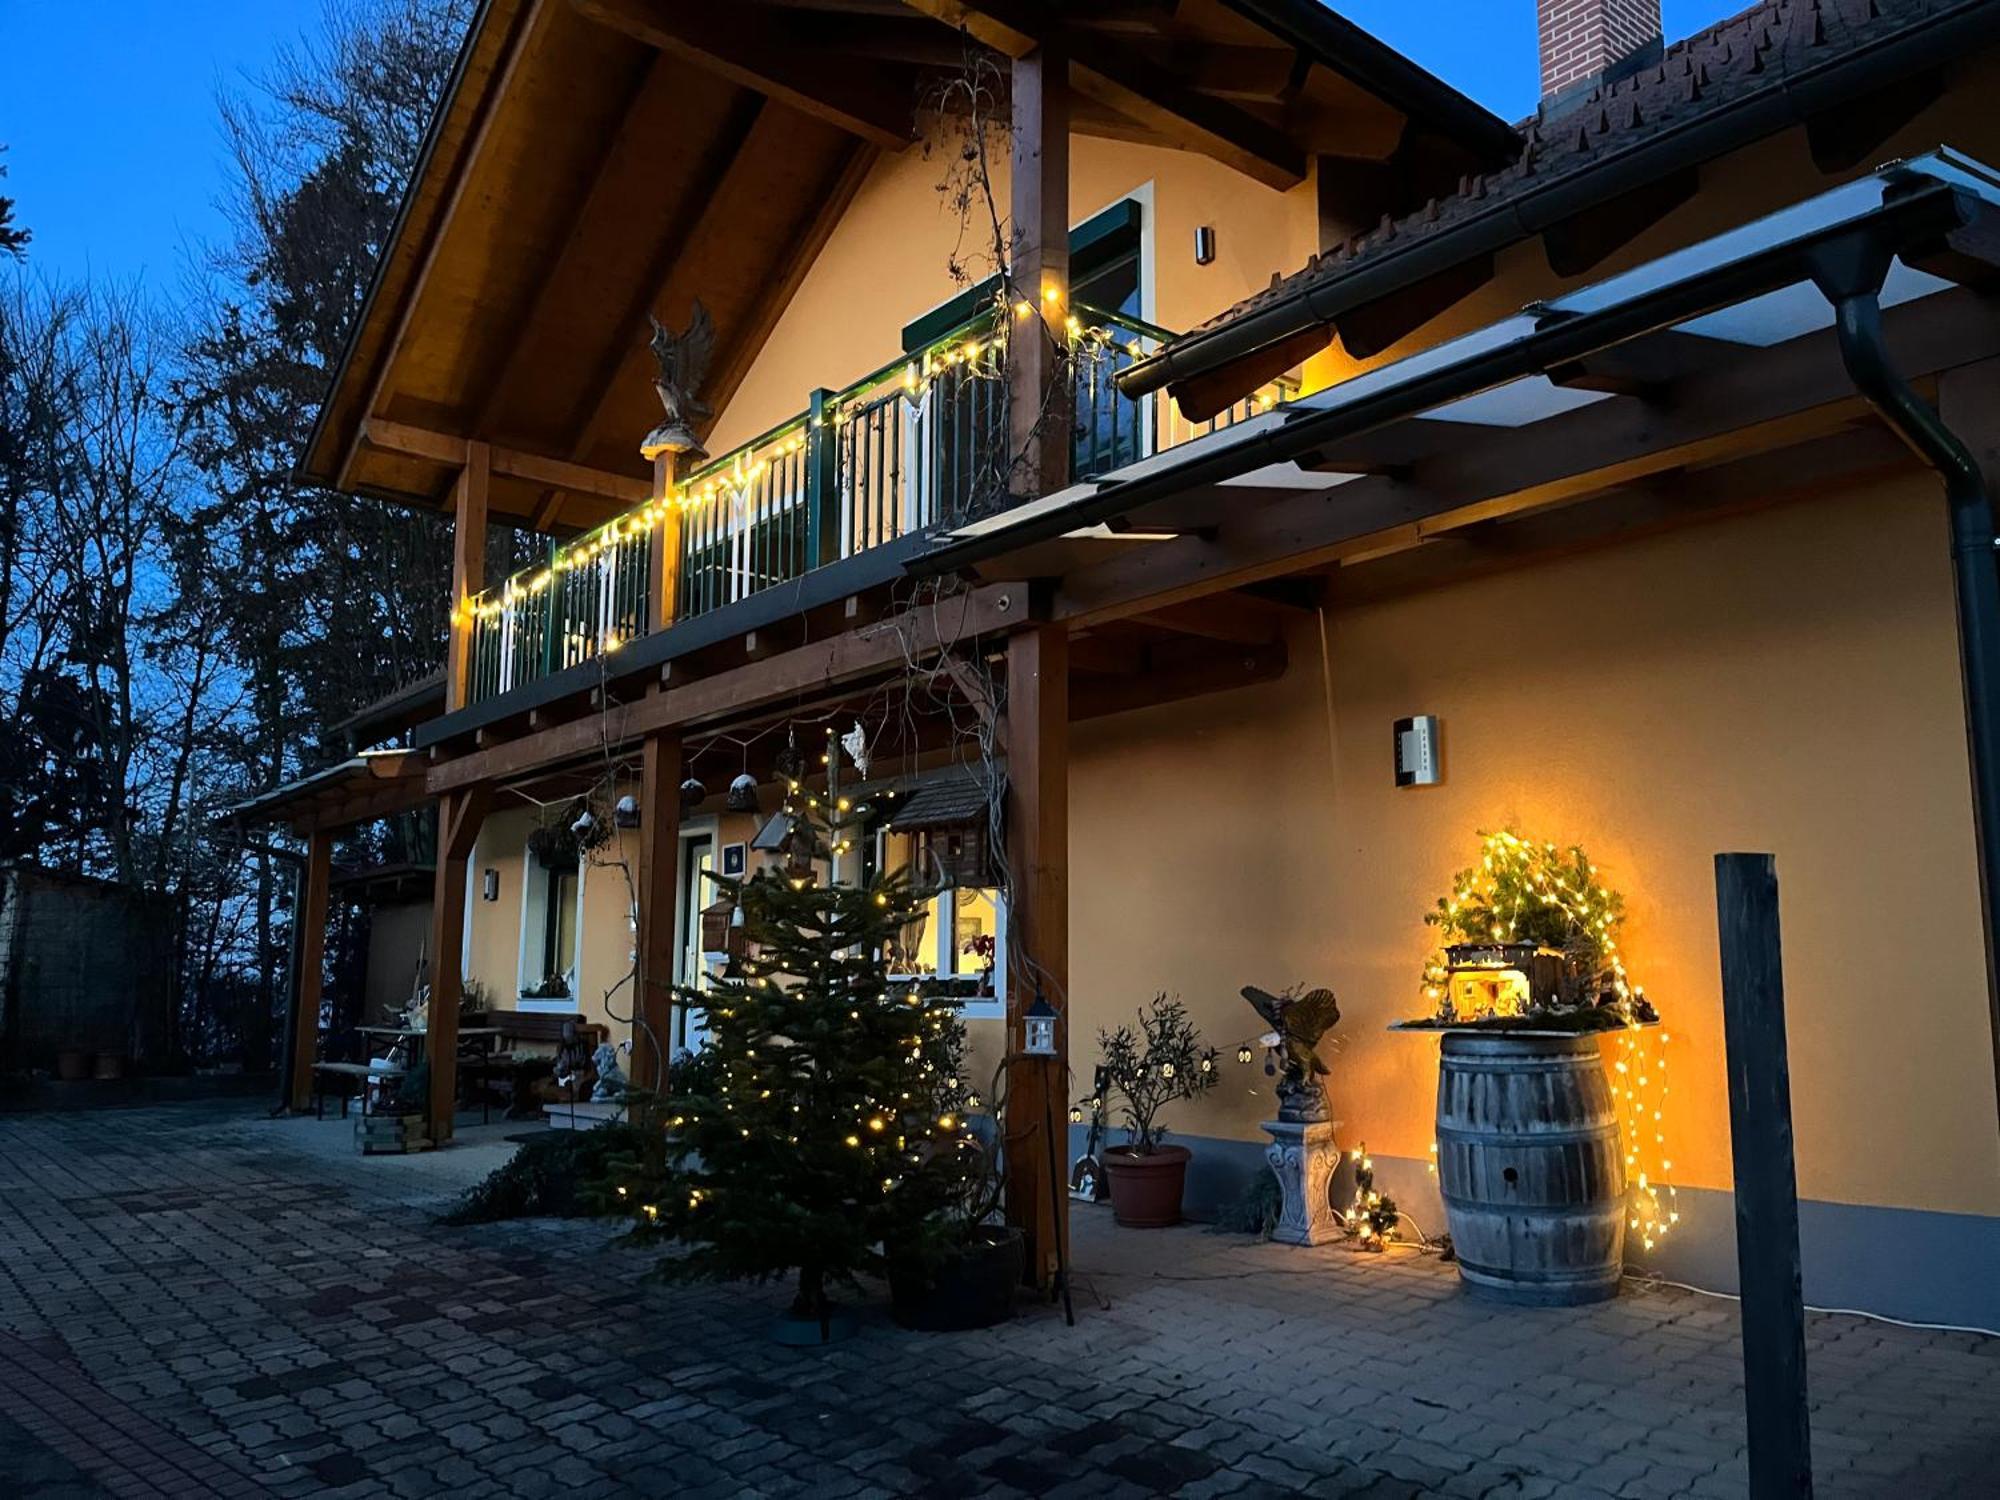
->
(1121, 0, 2000, 420)
(921, 148, 2000, 583)
(300, 0, 1516, 529)
(217, 751, 432, 836)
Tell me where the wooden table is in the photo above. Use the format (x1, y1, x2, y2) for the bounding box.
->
(352, 1026, 504, 1118)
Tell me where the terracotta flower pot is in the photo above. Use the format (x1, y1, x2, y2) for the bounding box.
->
(1102, 1144, 1191, 1227)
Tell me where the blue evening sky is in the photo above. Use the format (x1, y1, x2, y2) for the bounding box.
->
(0, 1, 1747, 287)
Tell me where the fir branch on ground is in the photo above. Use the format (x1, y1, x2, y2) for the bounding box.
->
(439, 1122, 649, 1225)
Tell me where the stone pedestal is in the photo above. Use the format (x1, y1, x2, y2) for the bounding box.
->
(1262, 1119, 1342, 1246)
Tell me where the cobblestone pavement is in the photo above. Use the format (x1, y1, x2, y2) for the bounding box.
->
(1, 1101, 1994, 1499)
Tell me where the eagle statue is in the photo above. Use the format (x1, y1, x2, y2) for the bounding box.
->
(1241, 984, 1341, 1123)
(641, 301, 716, 463)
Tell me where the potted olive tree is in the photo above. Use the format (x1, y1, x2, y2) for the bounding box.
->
(1096, 995, 1220, 1227)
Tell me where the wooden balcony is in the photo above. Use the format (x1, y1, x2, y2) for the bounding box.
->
(459, 306, 1292, 706)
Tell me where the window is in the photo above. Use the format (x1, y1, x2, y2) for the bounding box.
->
(540, 864, 578, 982)
(519, 845, 580, 1002)
(875, 826, 1005, 1020)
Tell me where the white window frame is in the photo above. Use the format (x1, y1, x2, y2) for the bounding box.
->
(875, 827, 1006, 1020)
(516, 840, 585, 1012)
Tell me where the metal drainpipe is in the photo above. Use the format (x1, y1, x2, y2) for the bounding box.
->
(1820, 260, 2000, 1032)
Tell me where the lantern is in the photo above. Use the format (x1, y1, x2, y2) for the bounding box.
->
(1023, 994, 1059, 1057)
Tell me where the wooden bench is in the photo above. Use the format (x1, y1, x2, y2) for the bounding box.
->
(313, 1060, 404, 1119)
(460, 1012, 607, 1119)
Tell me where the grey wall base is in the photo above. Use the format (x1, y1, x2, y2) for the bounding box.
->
(1074, 1126, 2000, 1330)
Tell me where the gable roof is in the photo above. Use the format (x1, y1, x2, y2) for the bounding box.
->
(1123, 0, 2000, 420)
(299, 0, 1519, 528)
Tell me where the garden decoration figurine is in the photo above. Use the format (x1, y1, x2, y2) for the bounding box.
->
(1241, 984, 1340, 1123)
(640, 301, 715, 462)
(589, 1041, 627, 1103)
(1243, 983, 1344, 1246)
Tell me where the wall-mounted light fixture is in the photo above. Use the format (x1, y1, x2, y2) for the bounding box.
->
(1193, 225, 1217, 266)
(1394, 715, 1441, 787)
(481, 868, 500, 902)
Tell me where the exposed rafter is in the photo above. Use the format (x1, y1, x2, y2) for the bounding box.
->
(568, 0, 916, 147)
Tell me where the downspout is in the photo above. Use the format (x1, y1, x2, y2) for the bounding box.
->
(1817, 248, 2000, 1088)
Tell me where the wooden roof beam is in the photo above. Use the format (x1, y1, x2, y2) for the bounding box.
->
(360, 419, 651, 505)
(333, 0, 551, 491)
(568, 0, 916, 147)
(903, 0, 1306, 188)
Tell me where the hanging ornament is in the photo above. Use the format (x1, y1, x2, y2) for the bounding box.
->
(679, 776, 707, 813)
(774, 729, 805, 785)
(726, 772, 760, 814)
(840, 719, 871, 779)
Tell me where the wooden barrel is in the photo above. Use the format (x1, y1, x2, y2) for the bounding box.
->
(1435, 1031, 1625, 1305)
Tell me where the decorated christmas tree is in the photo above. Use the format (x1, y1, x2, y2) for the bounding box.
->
(604, 771, 981, 1335)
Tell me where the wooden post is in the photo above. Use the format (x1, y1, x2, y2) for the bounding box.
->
(1004, 623, 1070, 1286)
(425, 786, 492, 1141)
(1714, 852, 1813, 1500)
(635, 730, 684, 1092)
(1008, 44, 1072, 501)
(446, 440, 491, 711)
(288, 829, 334, 1113)
(647, 453, 683, 635)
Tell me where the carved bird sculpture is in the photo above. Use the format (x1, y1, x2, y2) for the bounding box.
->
(641, 301, 716, 462)
(1241, 984, 1341, 1083)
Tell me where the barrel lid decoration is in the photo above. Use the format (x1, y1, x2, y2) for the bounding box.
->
(1394, 829, 1679, 1260)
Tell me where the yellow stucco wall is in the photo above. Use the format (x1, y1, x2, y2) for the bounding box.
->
(1068, 474, 2000, 1218)
(706, 132, 1316, 455)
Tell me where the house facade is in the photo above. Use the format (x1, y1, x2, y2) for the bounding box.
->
(248, 0, 2000, 1325)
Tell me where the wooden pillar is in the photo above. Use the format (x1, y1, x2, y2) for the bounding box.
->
(1004, 623, 1070, 1287)
(446, 440, 491, 711)
(634, 730, 684, 1092)
(1008, 44, 1072, 501)
(646, 452, 683, 636)
(1714, 852, 1813, 1499)
(425, 785, 491, 1141)
(288, 829, 334, 1113)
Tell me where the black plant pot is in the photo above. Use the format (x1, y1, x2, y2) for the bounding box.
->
(888, 1226, 1025, 1332)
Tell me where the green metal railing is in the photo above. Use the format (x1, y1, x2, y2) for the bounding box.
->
(464, 306, 1297, 704)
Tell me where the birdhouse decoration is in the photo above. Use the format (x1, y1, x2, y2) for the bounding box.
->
(701, 898, 748, 961)
(885, 771, 999, 888)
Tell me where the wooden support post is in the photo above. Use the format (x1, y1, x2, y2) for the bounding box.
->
(1004, 623, 1070, 1287)
(647, 453, 683, 635)
(288, 829, 334, 1113)
(635, 731, 684, 1092)
(1009, 44, 1072, 501)
(446, 441, 491, 711)
(425, 786, 492, 1142)
(1714, 852, 1813, 1500)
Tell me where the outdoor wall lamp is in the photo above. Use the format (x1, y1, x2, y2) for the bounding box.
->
(1194, 225, 1217, 265)
(481, 868, 499, 902)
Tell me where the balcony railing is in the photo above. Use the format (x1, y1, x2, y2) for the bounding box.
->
(464, 306, 1294, 705)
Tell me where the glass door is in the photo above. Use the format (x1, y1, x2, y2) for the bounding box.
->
(675, 832, 715, 1051)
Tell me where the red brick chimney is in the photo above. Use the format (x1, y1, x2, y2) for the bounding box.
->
(1538, 0, 1664, 101)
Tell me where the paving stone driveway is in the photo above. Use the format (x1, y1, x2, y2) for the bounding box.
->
(0, 1100, 1993, 1499)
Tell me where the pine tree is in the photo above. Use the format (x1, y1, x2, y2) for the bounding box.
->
(609, 777, 981, 1331)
